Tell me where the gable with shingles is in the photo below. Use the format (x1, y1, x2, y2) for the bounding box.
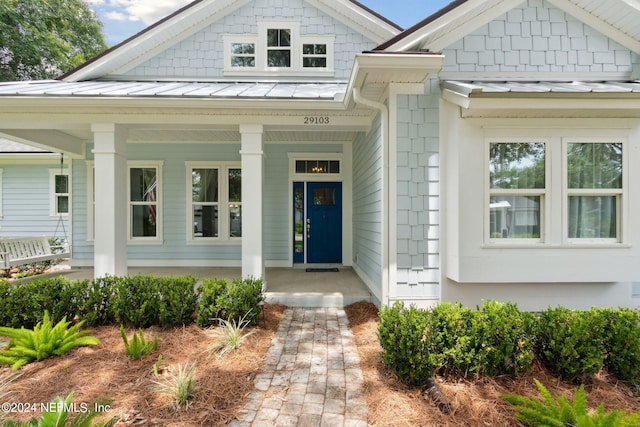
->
(440, 0, 639, 76)
(122, 0, 381, 80)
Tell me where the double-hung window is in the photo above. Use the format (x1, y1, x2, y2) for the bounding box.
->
(224, 21, 334, 76)
(489, 142, 545, 240)
(187, 162, 241, 242)
(50, 169, 70, 217)
(487, 136, 625, 245)
(566, 142, 622, 241)
(128, 162, 163, 242)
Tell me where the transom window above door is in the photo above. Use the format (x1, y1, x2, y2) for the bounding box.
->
(223, 21, 334, 76)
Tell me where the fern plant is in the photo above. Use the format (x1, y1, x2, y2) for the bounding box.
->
(120, 325, 158, 360)
(0, 311, 100, 370)
(502, 379, 640, 426)
(206, 312, 256, 356)
(0, 392, 118, 427)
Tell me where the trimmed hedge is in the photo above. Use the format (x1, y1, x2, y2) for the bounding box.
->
(196, 277, 265, 327)
(0, 274, 262, 330)
(379, 302, 640, 386)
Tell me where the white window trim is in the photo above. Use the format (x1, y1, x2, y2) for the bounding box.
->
(223, 21, 334, 76)
(562, 137, 626, 245)
(484, 133, 627, 247)
(49, 168, 70, 218)
(128, 161, 163, 244)
(289, 153, 343, 181)
(185, 161, 241, 244)
(486, 139, 547, 244)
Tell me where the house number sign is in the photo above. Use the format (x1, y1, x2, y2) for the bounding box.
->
(303, 116, 330, 124)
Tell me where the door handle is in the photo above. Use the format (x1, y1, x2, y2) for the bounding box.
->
(306, 219, 311, 238)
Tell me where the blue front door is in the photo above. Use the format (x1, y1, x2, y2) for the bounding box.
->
(294, 182, 342, 264)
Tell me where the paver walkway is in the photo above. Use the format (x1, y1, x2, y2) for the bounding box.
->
(229, 307, 368, 427)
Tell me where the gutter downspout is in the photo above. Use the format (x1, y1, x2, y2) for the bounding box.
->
(352, 87, 390, 306)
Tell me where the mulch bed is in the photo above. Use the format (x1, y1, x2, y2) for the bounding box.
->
(344, 301, 640, 426)
(1, 304, 286, 426)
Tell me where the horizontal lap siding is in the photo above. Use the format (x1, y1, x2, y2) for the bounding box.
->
(353, 114, 383, 295)
(73, 142, 343, 264)
(0, 163, 69, 238)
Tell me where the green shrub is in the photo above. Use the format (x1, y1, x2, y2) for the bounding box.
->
(0, 277, 81, 328)
(594, 307, 640, 385)
(0, 311, 100, 370)
(196, 278, 226, 327)
(473, 301, 536, 377)
(112, 275, 161, 328)
(502, 378, 640, 426)
(537, 307, 606, 382)
(378, 302, 438, 386)
(158, 276, 198, 327)
(427, 302, 474, 376)
(196, 277, 264, 327)
(120, 325, 158, 360)
(76, 276, 116, 326)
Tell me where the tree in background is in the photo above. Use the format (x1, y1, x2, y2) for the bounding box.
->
(0, 0, 108, 81)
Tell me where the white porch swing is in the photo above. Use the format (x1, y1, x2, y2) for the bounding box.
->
(0, 154, 71, 270)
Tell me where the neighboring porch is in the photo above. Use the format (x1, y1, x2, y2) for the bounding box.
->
(44, 265, 373, 308)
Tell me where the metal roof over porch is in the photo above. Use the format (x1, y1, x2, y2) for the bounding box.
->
(0, 80, 348, 100)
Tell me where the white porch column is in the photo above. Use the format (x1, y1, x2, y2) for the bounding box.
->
(91, 123, 128, 279)
(240, 124, 265, 279)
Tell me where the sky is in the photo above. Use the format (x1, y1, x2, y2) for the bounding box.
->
(85, 0, 454, 46)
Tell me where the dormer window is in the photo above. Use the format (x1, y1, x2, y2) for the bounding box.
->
(230, 42, 255, 67)
(267, 29, 291, 67)
(223, 21, 334, 76)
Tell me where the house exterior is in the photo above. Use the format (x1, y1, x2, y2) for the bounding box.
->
(0, 0, 639, 310)
(0, 139, 70, 239)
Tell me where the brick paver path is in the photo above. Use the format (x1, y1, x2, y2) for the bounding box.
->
(229, 307, 368, 426)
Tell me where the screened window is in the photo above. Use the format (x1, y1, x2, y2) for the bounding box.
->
(187, 163, 241, 241)
(567, 143, 622, 240)
(129, 166, 159, 239)
(489, 142, 545, 240)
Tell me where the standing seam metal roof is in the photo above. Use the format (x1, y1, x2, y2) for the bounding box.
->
(0, 81, 347, 99)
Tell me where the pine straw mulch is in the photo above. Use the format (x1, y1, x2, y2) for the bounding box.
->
(0, 304, 287, 426)
(344, 301, 640, 427)
(2, 301, 639, 427)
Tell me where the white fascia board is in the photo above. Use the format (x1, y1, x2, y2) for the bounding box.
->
(307, 0, 400, 43)
(460, 96, 640, 111)
(345, 53, 444, 105)
(0, 96, 347, 112)
(547, 0, 640, 54)
(65, 0, 251, 82)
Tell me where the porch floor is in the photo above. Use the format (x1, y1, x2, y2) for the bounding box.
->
(47, 265, 373, 308)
